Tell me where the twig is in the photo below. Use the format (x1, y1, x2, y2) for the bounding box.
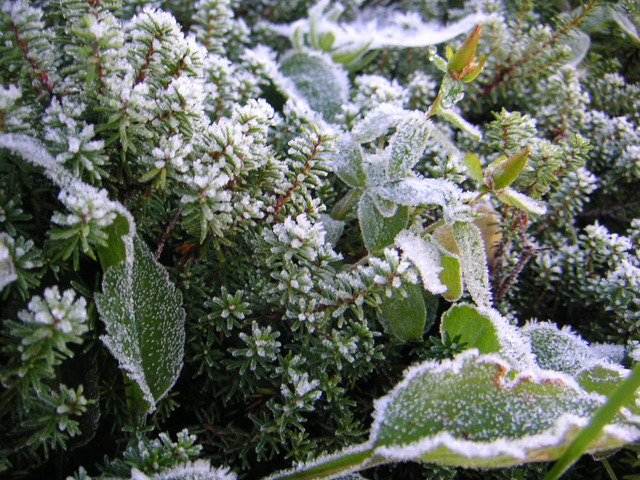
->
(155, 206, 184, 260)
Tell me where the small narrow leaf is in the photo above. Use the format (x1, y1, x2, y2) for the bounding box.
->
(439, 253, 462, 301)
(395, 231, 446, 295)
(452, 222, 491, 307)
(464, 152, 483, 183)
(485, 147, 530, 191)
(95, 235, 186, 413)
(496, 187, 547, 214)
(358, 194, 408, 253)
(379, 283, 427, 341)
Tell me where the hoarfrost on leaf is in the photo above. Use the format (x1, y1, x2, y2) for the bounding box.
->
(95, 235, 186, 413)
(395, 230, 446, 295)
(452, 222, 492, 307)
(279, 50, 348, 123)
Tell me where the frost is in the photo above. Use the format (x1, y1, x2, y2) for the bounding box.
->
(95, 235, 186, 413)
(441, 303, 536, 370)
(278, 50, 349, 123)
(369, 350, 640, 467)
(395, 231, 446, 295)
(452, 222, 492, 307)
(496, 187, 547, 215)
(351, 103, 407, 143)
(20, 286, 88, 337)
(388, 112, 432, 178)
(268, 6, 490, 51)
(374, 177, 463, 210)
(130, 460, 237, 480)
(0, 233, 17, 291)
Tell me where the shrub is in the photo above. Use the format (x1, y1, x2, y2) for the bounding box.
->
(1, 1, 639, 479)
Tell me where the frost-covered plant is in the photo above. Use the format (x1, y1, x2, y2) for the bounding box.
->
(1, 1, 640, 480)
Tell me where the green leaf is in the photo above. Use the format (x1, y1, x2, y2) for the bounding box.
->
(352, 104, 407, 143)
(452, 222, 491, 307)
(544, 363, 640, 480)
(370, 351, 640, 468)
(522, 322, 595, 375)
(265, 348, 640, 479)
(495, 187, 547, 215)
(464, 152, 483, 183)
(388, 112, 431, 179)
(440, 304, 501, 354)
(279, 50, 348, 122)
(95, 235, 186, 413)
(358, 194, 408, 253)
(379, 283, 426, 341)
(328, 135, 367, 188)
(485, 147, 530, 191)
(95, 214, 131, 271)
(439, 253, 462, 302)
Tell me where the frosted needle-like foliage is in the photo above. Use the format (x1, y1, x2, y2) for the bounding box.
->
(21, 286, 88, 336)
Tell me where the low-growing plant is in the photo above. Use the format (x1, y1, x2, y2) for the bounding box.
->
(1, 1, 639, 479)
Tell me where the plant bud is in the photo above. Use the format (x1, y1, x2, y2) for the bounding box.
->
(448, 25, 484, 82)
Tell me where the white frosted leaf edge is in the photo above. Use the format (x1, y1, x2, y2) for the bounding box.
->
(369, 350, 640, 467)
(266, 8, 490, 50)
(395, 230, 447, 295)
(373, 177, 463, 209)
(129, 460, 237, 480)
(456, 303, 537, 370)
(452, 222, 492, 307)
(496, 187, 547, 215)
(352, 103, 408, 143)
(261, 443, 374, 480)
(96, 236, 186, 413)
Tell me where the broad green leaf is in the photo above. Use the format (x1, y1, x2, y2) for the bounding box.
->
(440, 304, 535, 369)
(95, 213, 131, 271)
(266, 351, 640, 480)
(439, 253, 462, 301)
(370, 350, 640, 468)
(388, 112, 431, 179)
(577, 363, 640, 416)
(440, 304, 501, 354)
(379, 283, 427, 341)
(352, 104, 407, 143)
(496, 187, 547, 215)
(328, 135, 367, 188)
(95, 235, 186, 413)
(358, 194, 408, 253)
(279, 50, 348, 122)
(522, 322, 595, 375)
(452, 222, 491, 307)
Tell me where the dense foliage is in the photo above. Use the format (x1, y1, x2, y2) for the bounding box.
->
(1, 1, 639, 479)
